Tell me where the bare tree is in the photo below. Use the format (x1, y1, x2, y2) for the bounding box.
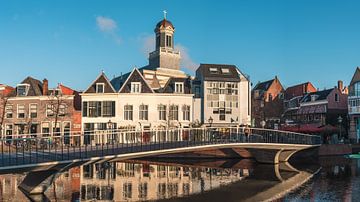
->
(0, 93, 10, 139)
(47, 88, 70, 137)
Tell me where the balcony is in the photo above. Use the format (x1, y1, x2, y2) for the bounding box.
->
(348, 96, 360, 114)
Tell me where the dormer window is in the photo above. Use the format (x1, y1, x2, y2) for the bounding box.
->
(311, 95, 318, 101)
(175, 82, 184, 93)
(221, 68, 230, 74)
(50, 89, 61, 96)
(209, 68, 218, 74)
(16, 84, 29, 96)
(96, 83, 105, 93)
(131, 82, 141, 93)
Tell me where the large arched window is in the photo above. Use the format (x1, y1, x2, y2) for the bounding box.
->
(355, 82, 360, 96)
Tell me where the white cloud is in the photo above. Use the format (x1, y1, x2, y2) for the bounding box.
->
(96, 16, 121, 44)
(140, 35, 155, 56)
(175, 44, 198, 71)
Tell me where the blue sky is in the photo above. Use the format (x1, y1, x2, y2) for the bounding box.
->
(1, 0, 360, 90)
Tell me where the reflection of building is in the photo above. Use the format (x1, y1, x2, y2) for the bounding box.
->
(348, 67, 360, 143)
(251, 76, 284, 128)
(1, 77, 81, 140)
(79, 162, 249, 201)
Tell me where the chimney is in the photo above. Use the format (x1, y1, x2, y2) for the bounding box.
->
(338, 80, 343, 91)
(43, 79, 48, 95)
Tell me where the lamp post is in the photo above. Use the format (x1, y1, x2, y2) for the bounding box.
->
(107, 120, 112, 144)
(260, 120, 266, 129)
(208, 116, 213, 128)
(338, 116, 343, 142)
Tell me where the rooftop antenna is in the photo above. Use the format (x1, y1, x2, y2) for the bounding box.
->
(163, 10, 167, 19)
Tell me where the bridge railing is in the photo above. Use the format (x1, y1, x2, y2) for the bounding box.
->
(0, 127, 320, 168)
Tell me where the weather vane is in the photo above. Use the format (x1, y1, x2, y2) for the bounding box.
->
(163, 10, 167, 19)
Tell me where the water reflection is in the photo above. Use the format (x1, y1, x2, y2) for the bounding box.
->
(0, 157, 332, 202)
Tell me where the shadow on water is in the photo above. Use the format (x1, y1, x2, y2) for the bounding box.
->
(0, 157, 324, 202)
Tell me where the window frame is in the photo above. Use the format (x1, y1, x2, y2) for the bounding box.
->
(130, 82, 141, 93)
(174, 82, 184, 94)
(96, 83, 105, 93)
(17, 104, 25, 119)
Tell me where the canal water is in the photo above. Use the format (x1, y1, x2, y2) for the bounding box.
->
(0, 156, 358, 201)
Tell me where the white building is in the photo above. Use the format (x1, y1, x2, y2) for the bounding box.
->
(81, 16, 251, 136)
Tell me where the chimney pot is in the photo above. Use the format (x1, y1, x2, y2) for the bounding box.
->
(338, 80, 343, 91)
(43, 79, 48, 95)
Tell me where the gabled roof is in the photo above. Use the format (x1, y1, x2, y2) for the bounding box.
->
(301, 88, 334, 103)
(195, 64, 241, 82)
(20, 76, 43, 96)
(118, 68, 154, 93)
(253, 79, 275, 91)
(84, 72, 116, 94)
(59, 84, 78, 95)
(285, 82, 316, 99)
(160, 77, 192, 94)
(350, 67, 360, 86)
(147, 74, 162, 89)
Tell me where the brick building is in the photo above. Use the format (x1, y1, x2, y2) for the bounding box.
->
(251, 76, 284, 128)
(1, 77, 81, 142)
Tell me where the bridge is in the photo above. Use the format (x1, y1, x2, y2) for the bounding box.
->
(0, 127, 321, 197)
(0, 127, 320, 171)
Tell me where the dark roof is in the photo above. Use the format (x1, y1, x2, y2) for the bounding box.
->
(253, 79, 275, 91)
(20, 76, 43, 96)
(156, 19, 174, 29)
(118, 68, 154, 93)
(111, 72, 131, 92)
(301, 88, 334, 103)
(284, 82, 316, 99)
(195, 64, 241, 82)
(84, 72, 116, 94)
(161, 77, 192, 94)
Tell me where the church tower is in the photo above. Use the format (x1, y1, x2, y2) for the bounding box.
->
(149, 11, 181, 70)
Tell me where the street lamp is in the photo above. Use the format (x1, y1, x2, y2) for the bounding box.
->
(337, 116, 343, 142)
(260, 120, 266, 128)
(107, 120, 112, 144)
(208, 116, 213, 128)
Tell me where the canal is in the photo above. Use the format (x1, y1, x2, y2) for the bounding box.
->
(0, 156, 358, 201)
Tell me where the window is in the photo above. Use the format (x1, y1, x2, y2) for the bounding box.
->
(335, 93, 340, 102)
(221, 68, 230, 74)
(5, 124, 13, 137)
(182, 105, 190, 121)
(16, 84, 29, 96)
(209, 68, 218, 74)
(46, 104, 54, 117)
(166, 35, 172, 47)
(5, 105, 12, 118)
(194, 87, 200, 97)
(311, 95, 318, 101)
(52, 122, 61, 136)
(88, 101, 101, 117)
(175, 82, 184, 93)
(158, 104, 167, 120)
(29, 104, 37, 118)
(42, 122, 50, 137)
(124, 105, 133, 120)
(139, 104, 148, 120)
(268, 93, 273, 101)
(82, 101, 88, 117)
(219, 108, 226, 120)
(169, 105, 178, 120)
(354, 82, 360, 96)
(59, 104, 67, 116)
(96, 83, 105, 93)
(102, 101, 115, 117)
(17, 104, 25, 118)
(131, 82, 141, 93)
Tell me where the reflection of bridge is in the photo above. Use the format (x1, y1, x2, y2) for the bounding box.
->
(15, 157, 320, 201)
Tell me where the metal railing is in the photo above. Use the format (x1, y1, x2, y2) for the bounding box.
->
(0, 127, 321, 168)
